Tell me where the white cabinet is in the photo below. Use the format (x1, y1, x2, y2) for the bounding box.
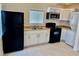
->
(24, 29, 50, 47)
(29, 32, 37, 45)
(60, 9, 73, 20)
(24, 31, 38, 46)
(38, 30, 49, 44)
(24, 32, 30, 46)
(61, 28, 67, 40)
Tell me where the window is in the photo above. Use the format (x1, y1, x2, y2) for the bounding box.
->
(29, 10, 44, 24)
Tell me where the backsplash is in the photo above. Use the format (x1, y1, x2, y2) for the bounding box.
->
(58, 20, 70, 26)
(45, 19, 70, 26)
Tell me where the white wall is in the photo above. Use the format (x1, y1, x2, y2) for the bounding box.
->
(0, 4, 3, 56)
(0, 4, 2, 37)
(2, 3, 63, 26)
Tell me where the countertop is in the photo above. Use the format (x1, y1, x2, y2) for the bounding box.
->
(24, 25, 72, 31)
(56, 25, 71, 30)
(24, 25, 50, 31)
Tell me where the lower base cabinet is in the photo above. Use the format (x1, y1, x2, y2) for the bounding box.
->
(61, 28, 67, 41)
(24, 29, 50, 47)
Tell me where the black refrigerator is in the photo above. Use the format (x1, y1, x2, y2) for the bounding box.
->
(1, 11, 24, 53)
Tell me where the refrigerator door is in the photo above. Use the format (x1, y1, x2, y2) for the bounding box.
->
(65, 12, 79, 47)
(70, 12, 79, 32)
(65, 30, 75, 47)
(2, 11, 24, 53)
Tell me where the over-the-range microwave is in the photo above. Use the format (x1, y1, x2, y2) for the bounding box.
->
(46, 12, 60, 19)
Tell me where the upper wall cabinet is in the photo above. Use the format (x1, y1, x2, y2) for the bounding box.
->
(46, 7, 74, 21)
(60, 9, 74, 21)
(47, 7, 60, 13)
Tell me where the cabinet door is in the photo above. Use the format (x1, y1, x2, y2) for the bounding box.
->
(60, 9, 72, 20)
(24, 32, 30, 47)
(36, 32, 41, 44)
(40, 33, 46, 43)
(28, 31, 37, 45)
(24, 31, 38, 46)
(43, 31, 49, 42)
(38, 30, 49, 43)
(35, 31, 42, 44)
(61, 29, 67, 41)
(37, 31, 43, 44)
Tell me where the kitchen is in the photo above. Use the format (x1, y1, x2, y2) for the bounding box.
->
(0, 3, 79, 56)
(23, 3, 79, 49)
